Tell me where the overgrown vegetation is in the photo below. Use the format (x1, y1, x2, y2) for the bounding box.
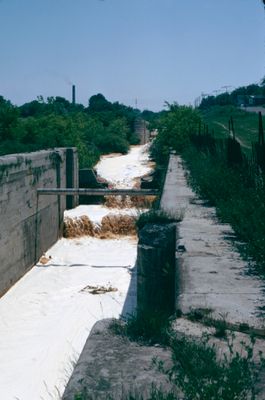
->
(182, 146, 265, 273)
(150, 92, 265, 275)
(150, 103, 201, 165)
(166, 332, 265, 400)
(110, 311, 171, 346)
(0, 93, 141, 168)
(106, 312, 265, 400)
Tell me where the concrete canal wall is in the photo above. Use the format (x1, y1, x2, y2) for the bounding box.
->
(0, 147, 78, 296)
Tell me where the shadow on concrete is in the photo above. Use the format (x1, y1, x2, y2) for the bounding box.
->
(121, 262, 137, 318)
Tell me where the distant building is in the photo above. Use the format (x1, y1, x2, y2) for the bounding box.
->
(237, 95, 265, 107)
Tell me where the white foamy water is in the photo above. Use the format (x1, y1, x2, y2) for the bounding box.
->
(96, 144, 152, 188)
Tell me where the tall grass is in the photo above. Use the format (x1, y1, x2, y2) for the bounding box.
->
(166, 332, 265, 400)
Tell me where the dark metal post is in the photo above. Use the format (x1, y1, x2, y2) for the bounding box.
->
(258, 111, 264, 146)
(66, 149, 74, 209)
(72, 85, 76, 105)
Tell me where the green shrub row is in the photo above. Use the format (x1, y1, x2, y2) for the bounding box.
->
(0, 94, 140, 168)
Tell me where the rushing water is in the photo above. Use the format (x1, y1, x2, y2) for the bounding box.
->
(0, 145, 152, 400)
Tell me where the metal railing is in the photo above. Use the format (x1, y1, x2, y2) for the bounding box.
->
(37, 188, 159, 196)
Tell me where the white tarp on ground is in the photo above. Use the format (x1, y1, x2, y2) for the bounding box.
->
(0, 145, 150, 400)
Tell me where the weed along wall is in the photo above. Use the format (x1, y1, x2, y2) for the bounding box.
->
(0, 147, 78, 296)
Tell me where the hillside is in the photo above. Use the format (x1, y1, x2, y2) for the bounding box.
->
(201, 105, 264, 153)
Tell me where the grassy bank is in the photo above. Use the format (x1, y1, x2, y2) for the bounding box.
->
(201, 105, 264, 151)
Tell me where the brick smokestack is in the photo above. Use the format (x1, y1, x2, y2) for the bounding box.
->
(72, 85, 76, 105)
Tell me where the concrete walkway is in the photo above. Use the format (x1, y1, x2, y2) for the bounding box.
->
(161, 154, 265, 328)
(63, 319, 173, 400)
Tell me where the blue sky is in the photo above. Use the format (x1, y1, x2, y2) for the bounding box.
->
(0, 0, 264, 110)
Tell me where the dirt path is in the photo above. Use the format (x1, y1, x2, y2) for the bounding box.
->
(244, 106, 265, 116)
(214, 121, 251, 149)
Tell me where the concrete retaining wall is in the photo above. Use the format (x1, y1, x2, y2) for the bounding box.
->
(0, 147, 78, 296)
(137, 223, 177, 315)
(134, 118, 151, 145)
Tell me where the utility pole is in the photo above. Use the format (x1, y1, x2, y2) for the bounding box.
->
(213, 90, 220, 96)
(221, 85, 232, 93)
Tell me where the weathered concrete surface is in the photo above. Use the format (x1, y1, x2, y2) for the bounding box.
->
(134, 118, 151, 145)
(173, 317, 265, 360)
(63, 319, 173, 400)
(161, 154, 265, 329)
(0, 148, 78, 296)
(137, 223, 177, 314)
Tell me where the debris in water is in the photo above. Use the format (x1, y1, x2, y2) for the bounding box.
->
(80, 285, 118, 295)
(39, 255, 51, 265)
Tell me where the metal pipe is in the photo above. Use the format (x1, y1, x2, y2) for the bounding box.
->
(37, 188, 159, 196)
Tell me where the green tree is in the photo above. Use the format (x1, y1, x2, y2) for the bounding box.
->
(151, 104, 201, 164)
(95, 118, 129, 154)
(0, 96, 19, 141)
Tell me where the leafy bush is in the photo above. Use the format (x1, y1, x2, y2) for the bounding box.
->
(151, 104, 201, 165)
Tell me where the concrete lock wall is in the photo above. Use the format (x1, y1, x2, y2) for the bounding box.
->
(134, 118, 151, 145)
(0, 147, 78, 296)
